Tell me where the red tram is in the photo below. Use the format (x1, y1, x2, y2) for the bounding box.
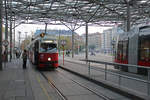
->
(28, 34, 58, 69)
(114, 25, 150, 74)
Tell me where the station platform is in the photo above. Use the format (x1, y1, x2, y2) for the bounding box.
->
(0, 56, 149, 100)
(0, 59, 60, 100)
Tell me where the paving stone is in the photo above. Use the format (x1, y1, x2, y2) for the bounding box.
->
(5, 89, 25, 97)
(56, 83, 92, 96)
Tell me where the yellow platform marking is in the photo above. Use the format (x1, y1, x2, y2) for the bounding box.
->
(36, 75, 52, 100)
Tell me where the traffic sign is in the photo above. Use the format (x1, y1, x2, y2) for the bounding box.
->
(61, 40, 66, 46)
(2, 40, 9, 46)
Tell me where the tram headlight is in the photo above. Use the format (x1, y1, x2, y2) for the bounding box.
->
(48, 57, 51, 61)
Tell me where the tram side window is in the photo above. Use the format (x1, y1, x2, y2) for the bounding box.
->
(139, 37, 150, 61)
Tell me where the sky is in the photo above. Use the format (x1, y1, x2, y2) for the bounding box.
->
(15, 24, 112, 39)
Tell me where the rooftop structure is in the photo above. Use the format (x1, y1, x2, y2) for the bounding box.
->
(1, 0, 150, 27)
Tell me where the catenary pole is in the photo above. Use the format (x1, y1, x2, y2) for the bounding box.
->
(72, 30, 74, 58)
(0, 0, 3, 70)
(9, 0, 12, 61)
(85, 22, 88, 61)
(13, 19, 15, 58)
(18, 31, 21, 49)
(5, 0, 8, 62)
(10, 14, 12, 61)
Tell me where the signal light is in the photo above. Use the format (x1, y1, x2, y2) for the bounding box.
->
(40, 33, 45, 38)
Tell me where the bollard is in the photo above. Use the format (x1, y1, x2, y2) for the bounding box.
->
(105, 64, 107, 80)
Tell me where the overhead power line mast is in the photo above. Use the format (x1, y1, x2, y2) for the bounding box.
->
(0, 0, 3, 70)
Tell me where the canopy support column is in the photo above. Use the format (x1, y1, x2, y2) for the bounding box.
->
(72, 30, 74, 58)
(127, 2, 130, 32)
(5, 0, 8, 62)
(9, 15, 12, 62)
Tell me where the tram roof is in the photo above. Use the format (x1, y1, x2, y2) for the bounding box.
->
(2, 0, 150, 28)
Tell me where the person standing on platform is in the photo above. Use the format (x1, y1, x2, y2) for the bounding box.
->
(22, 50, 28, 69)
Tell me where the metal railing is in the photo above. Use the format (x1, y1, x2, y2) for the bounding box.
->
(81, 59, 150, 96)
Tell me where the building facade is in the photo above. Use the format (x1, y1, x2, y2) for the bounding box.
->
(101, 29, 113, 53)
(82, 32, 101, 52)
(101, 26, 124, 54)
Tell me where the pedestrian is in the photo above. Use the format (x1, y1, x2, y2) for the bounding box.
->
(22, 49, 28, 69)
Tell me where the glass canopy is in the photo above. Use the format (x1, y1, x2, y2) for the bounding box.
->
(2, 0, 150, 27)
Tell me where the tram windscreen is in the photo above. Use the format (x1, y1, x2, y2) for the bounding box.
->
(40, 43, 57, 53)
(139, 26, 150, 61)
(139, 36, 150, 61)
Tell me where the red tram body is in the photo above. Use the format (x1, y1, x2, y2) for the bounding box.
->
(28, 34, 58, 69)
(114, 25, 150, 74)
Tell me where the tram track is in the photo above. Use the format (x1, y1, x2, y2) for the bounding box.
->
(57, 69, 112, 100)
(40, 71, 68, 100)
(40, 69, 120, 100)
(59, 60, 145, 100)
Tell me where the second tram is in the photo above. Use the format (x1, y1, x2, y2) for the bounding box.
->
(114, 25, 150, 74)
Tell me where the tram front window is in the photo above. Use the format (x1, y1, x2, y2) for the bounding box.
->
(139, 36, 150, 61)
(40, 43, 57, 53)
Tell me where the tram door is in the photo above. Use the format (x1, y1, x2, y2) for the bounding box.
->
(34, 41, 39, 65)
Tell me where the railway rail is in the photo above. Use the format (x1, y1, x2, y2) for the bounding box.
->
(39, 68, 131, 100)
(40, 71, 68, 100)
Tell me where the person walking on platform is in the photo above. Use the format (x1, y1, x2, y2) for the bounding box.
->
(22, 50, 28, 69)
